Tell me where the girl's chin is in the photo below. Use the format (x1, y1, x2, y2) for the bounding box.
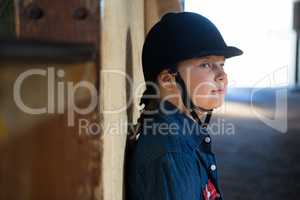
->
(195, 98, 225, 110)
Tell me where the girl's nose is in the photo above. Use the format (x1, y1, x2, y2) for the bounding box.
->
(215, 69, 227, 84)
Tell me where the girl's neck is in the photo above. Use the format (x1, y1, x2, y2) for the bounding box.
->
(164, 98, 205, 122)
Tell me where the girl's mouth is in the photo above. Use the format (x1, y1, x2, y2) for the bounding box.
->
(211, 88, 225, 94)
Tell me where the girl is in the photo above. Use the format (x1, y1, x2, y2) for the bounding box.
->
(125, 12, 243, 200)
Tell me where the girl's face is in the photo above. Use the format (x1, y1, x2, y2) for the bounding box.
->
(176, 55, 227, 110)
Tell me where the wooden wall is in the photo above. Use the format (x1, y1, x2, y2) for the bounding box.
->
(0, 0, 182, 200)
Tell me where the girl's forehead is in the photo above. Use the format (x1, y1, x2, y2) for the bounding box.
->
(194, 55, 225, 62)
(177, 55, 225, 68)
(187, 56, 225, 66)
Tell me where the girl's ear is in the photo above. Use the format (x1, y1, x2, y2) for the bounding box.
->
(157, 69, 176, 91)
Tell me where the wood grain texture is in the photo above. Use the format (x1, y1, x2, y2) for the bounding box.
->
(0, 1, 102, 199)
(144, 0, 182, 34)
(0, 96, 102, 200)
(14, 0, 100, 45)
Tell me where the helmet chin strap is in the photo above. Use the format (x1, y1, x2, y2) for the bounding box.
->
(172, 70, 213, 128)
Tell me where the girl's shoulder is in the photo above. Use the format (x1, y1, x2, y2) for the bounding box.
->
(133, 112, 199, 169)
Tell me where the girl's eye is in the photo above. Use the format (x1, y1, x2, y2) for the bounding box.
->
(199, 63, 211, 68)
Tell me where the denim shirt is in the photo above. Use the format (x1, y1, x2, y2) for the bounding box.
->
(126, 100, 223, 200)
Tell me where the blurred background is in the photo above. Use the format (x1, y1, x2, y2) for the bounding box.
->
(0, 0, 299, 200)
(185, 1, 300, 199)
(186, 0, 295, 88)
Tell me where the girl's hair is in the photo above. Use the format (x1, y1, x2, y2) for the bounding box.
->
(124, 87, 159, 200)
(127, 86, 159, 144)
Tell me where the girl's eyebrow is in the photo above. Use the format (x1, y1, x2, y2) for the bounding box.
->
(195, 57, 209, 62)
(194, 56, 225, 64)
(192, 59, 207, 66)
(203, 58, 225, 62)
(198, 56, 209, 60)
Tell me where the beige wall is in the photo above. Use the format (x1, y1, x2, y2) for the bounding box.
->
(100, 1, 145, 199)
(100, 0, 182, 200)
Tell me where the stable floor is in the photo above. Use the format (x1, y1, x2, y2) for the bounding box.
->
(211, 87, 300, 200)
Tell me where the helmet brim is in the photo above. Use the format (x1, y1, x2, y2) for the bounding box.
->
(194, 46, 243, 59)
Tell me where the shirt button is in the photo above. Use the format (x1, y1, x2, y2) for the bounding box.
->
(210, 164, 216, 171)
(204, 136, 211, 144)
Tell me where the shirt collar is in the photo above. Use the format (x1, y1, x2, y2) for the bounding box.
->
(157, 100, 211, 151)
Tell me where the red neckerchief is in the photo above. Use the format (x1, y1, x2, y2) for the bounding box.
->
(203, 179, 219, 200)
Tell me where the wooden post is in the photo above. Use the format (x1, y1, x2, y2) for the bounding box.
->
(0, 0, 102, 200)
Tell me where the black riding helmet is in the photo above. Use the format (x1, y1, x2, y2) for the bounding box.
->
(142, 12, 243, 128)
